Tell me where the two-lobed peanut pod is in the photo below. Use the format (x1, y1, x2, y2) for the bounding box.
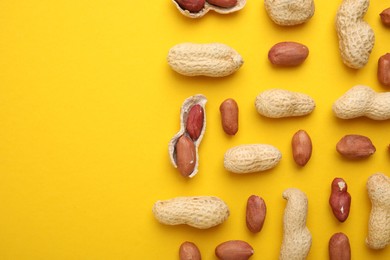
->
(224, 144, 282, 174)
(152, 196, 230, 229)
(336, 0, 375, 69)
(255, 89, 315, 118)
(280, 188, 312, 260)
(333, 85, 390, 120)
(264, 0, 315, 26)
(168, 43, 244, 77)
(366, 173, 390, 250)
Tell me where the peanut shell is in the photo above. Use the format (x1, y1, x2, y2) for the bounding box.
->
(224, 144, 281, 174)
(152, 196, 230, 229)
(167, 43, 243, 77)
(172, 0, 246, 18)
(169, 94, 207, 178)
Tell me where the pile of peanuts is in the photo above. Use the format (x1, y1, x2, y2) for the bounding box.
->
(154, 1, 390, 259)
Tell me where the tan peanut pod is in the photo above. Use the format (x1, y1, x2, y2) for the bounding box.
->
(167, 43, 244, 77)
(336, 0, 375, 69)
(255, 89, 315, 118)
(264, 0, 315, 26)
(224, 144, 282, 174)
(366, 173, 390, 249)
(152, 196, 230, 229)
(280, 188, 312, 260)
(332, 85, 390, 120)
(172, 0, 246, 18)
(169, 94, 207, 178)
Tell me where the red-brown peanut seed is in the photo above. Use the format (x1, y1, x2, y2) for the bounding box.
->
(215, 240, 254, 260)
(329, 178, 351, 222)
(186, 104, 204, 141)
(378, 53, 390, 87)
(268, 42, 309, 66)
(179, 241, 201, 260)
(291, 130, 312, 166)
(220, 98, 239, 135)
(206, 0, 237, 8)
(329, 233, 351, 260)
(246, 195, 266, 233)
(176, 135, 196, 177)
(175, 0, 205, 13)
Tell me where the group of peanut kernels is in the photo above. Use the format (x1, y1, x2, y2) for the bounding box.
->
(154, 1, 390, 259)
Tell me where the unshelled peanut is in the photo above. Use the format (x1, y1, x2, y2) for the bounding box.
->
(333, 85, 390, 120)
(153, 196, 230, 229)
(224, 144, 281, 174)
(168, 43, 243, 77)
(255, 89, 315, 118)
(336, 0, 375, 69)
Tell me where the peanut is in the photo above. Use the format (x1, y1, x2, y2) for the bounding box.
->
(220, 98, 239, 135)
(179, 241, 202, 260)
(336, 134, 376, 159)
(329, 233, 351, 260)
(172, 0, 246, 18)
(255, 89, 315, 118)
(207, 0, 237, 8)
(336, 0, 375, 69)
(380, 8, 390, 26)
(329, 178, 351, 222)
(378, 53, 390, 87)
(366, 173, 390, 249)
(291, 130, 312, 167)
(169, 95, 207, 178)
(264, 0, 315, 26)
(176, 135, 197, 177)
(280, 188, 312, 260)
(333, 85, 390, 120)
(246, 195, 266, 233)
(167, 43, 243, 77)
(152, 196, 230, 229)
(224, 144, 282, 174)
(268, 42, 309, 66)
(186, 104, 204, 141)
(175, 0, 205, 13)
(215, 240, 254, 260)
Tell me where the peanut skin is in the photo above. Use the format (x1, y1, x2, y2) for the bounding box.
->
(329, 178, 351, 222)
(179, 241, 202, 260)
(220, 98, 239, 135)
(329, 233, 351, 260)
(378, 53, 390, 87)
(175, 0, 205, 13)
(215, 240, 254, 260)
(186, 104, 204, 141)
(268, 42, 309, 66)
(291, 130, 312, 166)
(246, 195, 266, 233)
(336, 134, 375, 159)
(380, 8, 390, 26)
(175, 135, 196, 177)
(206, 0, 237, 8)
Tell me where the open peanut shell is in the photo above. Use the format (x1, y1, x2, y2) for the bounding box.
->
(168, 94, 207, 178)
(172, 0, 246, 18)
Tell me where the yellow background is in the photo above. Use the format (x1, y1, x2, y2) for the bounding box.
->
(0, 0, 389, 259)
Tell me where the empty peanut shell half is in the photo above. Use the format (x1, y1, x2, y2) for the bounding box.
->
(169, 94, 207, 177)
(172, 0, 246, 18)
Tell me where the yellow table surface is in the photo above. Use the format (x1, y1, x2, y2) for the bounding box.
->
(0, 1, 389, 259)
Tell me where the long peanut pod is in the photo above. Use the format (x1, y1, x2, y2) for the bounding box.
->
(152, 196, 230, 229)
(336, 0, 375, 69)
(366, 173, 390, 249)
(280, 188, 312, 260)
(167, 43, 243, 77)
